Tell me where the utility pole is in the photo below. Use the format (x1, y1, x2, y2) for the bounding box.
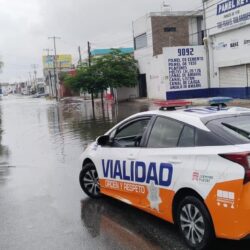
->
(31, 64, 38, 94)
(202, 1, 211, 90)
(43, 48, 54, 97)
(87, 41, 95, 114)
(28, 72, 32, 94)
(78, 46, 82, 66)
(87, 41, 91, 66)
(48, 36, 61, 100)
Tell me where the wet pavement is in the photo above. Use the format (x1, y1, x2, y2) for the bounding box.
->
(0, 96, 249, 250)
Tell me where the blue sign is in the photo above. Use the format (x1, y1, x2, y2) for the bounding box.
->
(217, 0, 250, 15)
(102, 159, 173, 187)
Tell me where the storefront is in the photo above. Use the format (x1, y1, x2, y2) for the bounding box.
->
(204, 0, 250, 98)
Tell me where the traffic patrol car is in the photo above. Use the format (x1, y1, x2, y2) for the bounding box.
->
(79, 98, 250, 249)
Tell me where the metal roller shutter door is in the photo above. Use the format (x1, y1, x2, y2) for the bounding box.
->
(219, 65, 247, 88)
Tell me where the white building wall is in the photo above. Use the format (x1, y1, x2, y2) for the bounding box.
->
(134, 47, 153, 73)
(133, 14, 153, 48)
(135, 51, 167, 99)
(204, 0, 250, 91)
(146, 55, 167, 100)
(117, 86, 139, 101)
(189, 17, 199, 45)
(133, 12, 205, 100)
(133, 14, 161, 98)
(133, 13, 154, 74)
(209, 25, 250, 88)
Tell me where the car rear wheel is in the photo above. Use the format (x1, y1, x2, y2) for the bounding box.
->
(176, 196, 214, 250)
(79, 163, 101, 198)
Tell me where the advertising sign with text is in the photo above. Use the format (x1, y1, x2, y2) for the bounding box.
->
(164, 46, 207, 91)
(42, 55, 72, 69)
(206, 0, 250, 35)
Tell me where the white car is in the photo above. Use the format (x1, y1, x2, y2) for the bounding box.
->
(79, 99, 250, 249)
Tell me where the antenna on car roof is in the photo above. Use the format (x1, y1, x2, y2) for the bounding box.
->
(154, 100, 192, 111)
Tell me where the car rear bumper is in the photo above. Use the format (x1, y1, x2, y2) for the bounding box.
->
(205, 180, 250, 240)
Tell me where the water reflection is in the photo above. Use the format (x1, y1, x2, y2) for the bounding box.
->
(47, 100, 151, 149)
(80, 197, 185, 250)
(0, 104, 10, 184)
(80, 197, 250, 250)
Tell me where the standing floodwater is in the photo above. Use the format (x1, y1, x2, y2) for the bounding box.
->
(0, 96, 248, 250)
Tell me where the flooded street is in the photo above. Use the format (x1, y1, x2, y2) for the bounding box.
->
(0, 96, 249, 250)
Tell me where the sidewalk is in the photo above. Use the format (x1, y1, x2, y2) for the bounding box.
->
(130, 97, 250, 107)
(59, 96, 250, 107)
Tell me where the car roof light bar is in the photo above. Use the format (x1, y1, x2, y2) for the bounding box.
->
(154, 100, 193, 111)
(209, 97, 233, 110)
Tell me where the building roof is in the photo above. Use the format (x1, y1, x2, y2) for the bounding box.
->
(91, 48, 134, 56)
(133, 10, 203, 24)
(148, 10, 203, 17)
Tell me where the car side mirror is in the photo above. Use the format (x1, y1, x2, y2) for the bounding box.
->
(97, 135, 110, 146)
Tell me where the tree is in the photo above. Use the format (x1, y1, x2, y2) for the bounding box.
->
(95, 49, 138, 89)
(65, 48, 138, 108)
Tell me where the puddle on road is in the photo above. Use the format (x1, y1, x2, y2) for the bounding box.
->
(0, 96, 249, 250)
(0, 96, 152, 173)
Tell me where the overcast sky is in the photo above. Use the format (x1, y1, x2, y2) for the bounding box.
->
(0, 0, 201, 83)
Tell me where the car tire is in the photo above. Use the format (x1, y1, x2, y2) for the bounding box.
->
(176, 196, 214, 250)
(79, 163, 101, 198)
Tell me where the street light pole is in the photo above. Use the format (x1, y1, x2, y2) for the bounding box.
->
(202, 0, 211, 90)
(43, 48, 54, 97)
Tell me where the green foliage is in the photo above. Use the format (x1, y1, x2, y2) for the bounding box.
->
(93, 49, 138, 88)
(58, 72, 68, 82)
(64, 49, 138, 94)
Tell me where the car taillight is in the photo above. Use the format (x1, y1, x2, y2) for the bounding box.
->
(219, 152, 250, 184)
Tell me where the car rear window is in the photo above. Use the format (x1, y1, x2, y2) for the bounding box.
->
(206, 115, 250, 144)
(222, 117, 250, 141)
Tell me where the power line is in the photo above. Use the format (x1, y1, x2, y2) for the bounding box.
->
(43, 48, 53, 56)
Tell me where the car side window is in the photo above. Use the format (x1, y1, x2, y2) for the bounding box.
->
(147, 117, 183, 148)
(178, 125, 195, 147)
(112, 118, 150, 147)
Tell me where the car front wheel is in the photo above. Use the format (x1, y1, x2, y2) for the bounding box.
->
(79, 163, 101, 198)
(176, 196, 214, 250)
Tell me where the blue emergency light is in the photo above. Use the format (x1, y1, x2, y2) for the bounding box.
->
(209, 97, 233, 110)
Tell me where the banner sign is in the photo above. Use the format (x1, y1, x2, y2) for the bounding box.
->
(217, 0, 250, 15)
(42, 55, 72, 69)
(165, 46, 207, 91)
(206, 0, 250, 35)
